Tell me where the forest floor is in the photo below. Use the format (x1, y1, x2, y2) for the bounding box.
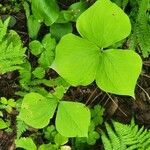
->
(0, 0, 150, 149)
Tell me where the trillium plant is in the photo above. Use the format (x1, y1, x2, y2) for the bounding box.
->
(18, 0, 142, 139)
(53, 0, 142, 97)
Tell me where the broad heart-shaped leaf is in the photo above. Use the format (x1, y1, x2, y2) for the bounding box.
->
(53, 33, 100, 86)
(18, 93, 58, 128)
(76, 0, 131, 48)
(96, 49, 142, 97)
(31, 0, 59, 26)
(56, 101, 90, 137)
(15, 137, 36, 150)
(53, 0, 142, 97)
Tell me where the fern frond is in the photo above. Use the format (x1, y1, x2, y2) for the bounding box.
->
(136, 0, 150, 57)
(130, 0, 150, 57)
(101, 131, 113, 150)
(0, 18, 26, 74)
(101, 120, 150, 150)
(16, 119, 28, 139)
(0, 17, 9, 41)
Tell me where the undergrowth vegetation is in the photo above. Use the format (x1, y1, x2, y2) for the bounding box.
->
(0, 0, 150, 149)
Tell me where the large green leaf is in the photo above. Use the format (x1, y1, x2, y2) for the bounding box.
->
(53, 33, 99, 86)
(15, 137, 36, 150)
(76, 0, 131, 48)
(56, 101, 90, 137)
(53, 0, 142, 97)
(96, 49, 142, 97)
(32, 0, 59, 26)
(18, 93, 58, 128)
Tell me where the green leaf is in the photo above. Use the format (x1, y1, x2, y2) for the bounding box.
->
(59, 10, 74, 23)
(27, 15, 41, 39)
(50, 23, 72, 40)
(0, 118, 8, 129)
(56, 1, 88, 23)
(44, 125, 57, 141)
(8, 99, 16, 107)
(53, 86, 67, 99)
(96, 49, 142, 97)
(6, 105, 12, 113)
(29, 40, 43, 56)
(53, 33, 99, 86)
(32, 67, 45, 79)
(42, 33, 56, 50)
(0, 29, 26, 74)
(16, 119, 28, 139)
(23, 1, 30, 19)
(133, 0, 150, 57)
(7, 30, 21, 47)
(1, 97, 8, 104)
(87, 131, 100, 145)
(38, 143, 58, 150)
(101, 120, 150, 150)
(56, 101, 90, 137)
(18, 93, 58, 128)
(38, 34, 56, 68)
(54, 133, 68, 146)
(0, 111, 3, 117)
(1, 15, 17, 28)
(23, 1, 41, 39)
(31, 0, 59, 26)
(53, 0, 142, 97)
(0, 17, 10, 41)
(15, 137, 36, 150)
(91, 105, 104, 126)
(68, 1, 88, 21)
(19, 61, 31, 87)
(76, 0, 131, 48)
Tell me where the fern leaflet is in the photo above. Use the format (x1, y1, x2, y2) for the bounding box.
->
(101, 120, 150, 150)
(16, 119, 28, 139)
(0, 18, 26, 74)
(129, 0, 150, 57)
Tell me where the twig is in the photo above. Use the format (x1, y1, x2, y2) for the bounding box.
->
(86, 88, 97, 105)
(16, 30, 28, 35)
(88, 91, 103, 106)
(143, 61, 150, 67)
(137, 84, 150, 101)
(103, 97, 110, 106)
(106, 93, 127, 117)
(99, 94, 107, 104)
(143, 60, 150, 64)
(141, 73, 150, 79)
